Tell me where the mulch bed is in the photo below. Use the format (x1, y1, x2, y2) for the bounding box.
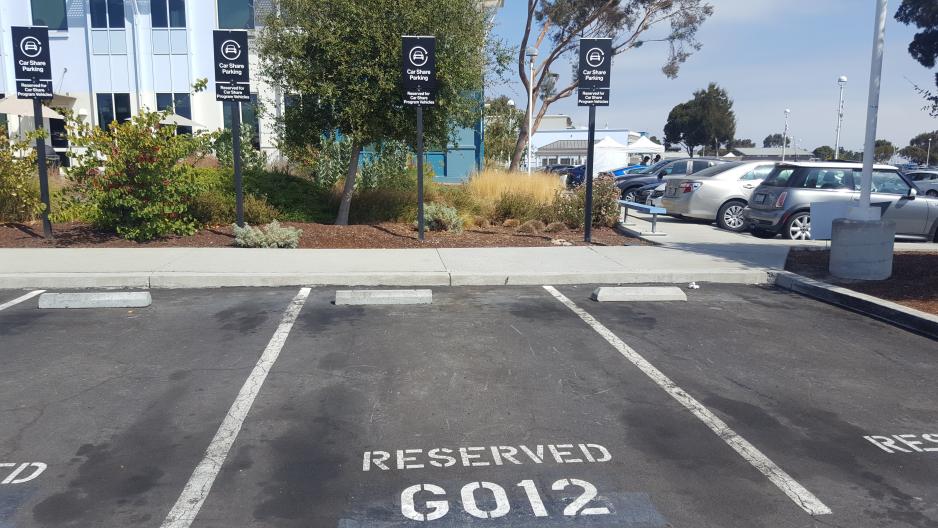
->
(0, 222, 644, 249)
(785, 249, 938, 316)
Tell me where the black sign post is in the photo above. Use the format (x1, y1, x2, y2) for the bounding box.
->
(577, 38, 612, 243)
(402, 36, 437, 241)
(12, 26, 54, 239)
(213, 30, 251, 227)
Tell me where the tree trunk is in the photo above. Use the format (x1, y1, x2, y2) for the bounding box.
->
(335, 142, 362, 226)
(508, 127, 528, 172)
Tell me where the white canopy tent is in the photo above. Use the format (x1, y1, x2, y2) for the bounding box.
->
(592, 137, 631, 173)
(623, 136, 665, 155)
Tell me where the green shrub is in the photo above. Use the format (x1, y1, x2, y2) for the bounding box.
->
(312, 135, 351, 193)
(0, 130, 41, 222)
(213, 127, 269, 173)
(65, 110, 213, 240)
(233, 220, 302, 248)
(494, 191, 542, 222)
(245, 169, 334, 223)
(190, 189, 280, 226)
(417, 202, 463, 232)
(359, 141, 411, 190)
(49, 189, 94, 223)
(551, 176, 620, 228)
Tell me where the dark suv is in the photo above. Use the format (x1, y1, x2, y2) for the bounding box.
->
(616, 158, 727, 202)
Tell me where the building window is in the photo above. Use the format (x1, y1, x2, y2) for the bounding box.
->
(223, 94, 260, 149)
(31, 0, 68, 31)
(217, 0, 254, 30)
(96, 93, 132, 130)
(152, 0, 186, 28)
(156, 92, 193, 135)
(49, 119, 68, 148)
(90, 0, 125, 28)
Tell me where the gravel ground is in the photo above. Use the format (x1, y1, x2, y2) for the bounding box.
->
(786, 249, 938, 315)
(0, 221, 643, 249)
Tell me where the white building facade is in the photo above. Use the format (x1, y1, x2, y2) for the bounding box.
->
(0, 0, 280, 159)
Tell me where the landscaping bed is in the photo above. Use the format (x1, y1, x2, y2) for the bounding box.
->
(0, 221, 642, 249)
(785, 249, 938, 316)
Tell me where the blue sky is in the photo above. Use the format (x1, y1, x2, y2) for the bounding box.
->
(489, 0, 937, 153)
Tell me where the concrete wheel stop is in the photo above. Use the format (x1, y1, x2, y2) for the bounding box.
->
(591, 286, 687, 302)
(335, 289, 433, 305)
(38, 292, 153, 309)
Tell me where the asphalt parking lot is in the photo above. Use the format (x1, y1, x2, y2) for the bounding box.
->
(0, 285, 935, 528)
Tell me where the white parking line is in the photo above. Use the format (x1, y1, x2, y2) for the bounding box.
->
(0, 290, 46, 312)
(543, 286, 832, 516)
(160, 287, 311, 528)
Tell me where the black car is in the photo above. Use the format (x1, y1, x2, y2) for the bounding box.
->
(617, 157, 727, 202)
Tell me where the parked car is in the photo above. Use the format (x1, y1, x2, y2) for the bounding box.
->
(744, 162, 938, 241)
(617, 157, 728, 202)
(634, 181, 664, 205)
(660, 161, 777, 232)
(543, 164, 574, 174)
(906, 169, 938, 197)
(560, 165, 586, 187)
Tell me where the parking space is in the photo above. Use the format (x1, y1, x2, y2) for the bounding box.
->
(0, 285, 935, 527)
(0, 288, 302, 527)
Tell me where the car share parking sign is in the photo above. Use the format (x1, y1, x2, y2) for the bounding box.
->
(402, 36, 437, 106)
(213, 30, 251, 102)
(577, 38, 612, 107)
(12, 26, 53, 99)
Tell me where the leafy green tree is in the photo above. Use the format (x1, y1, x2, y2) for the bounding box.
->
(484, 96, 524, 168)
(730, 138, 755, 149)
(898, 130, 938, 164)
(874, 139, 896, 163)
(895, 0, 938, 116)
(813, 145, 835, 160)
(664, 83, 736, 157)
(508, 0, 714, 170)
(258, 0, 486, 225)
(763, 134, 791, 148)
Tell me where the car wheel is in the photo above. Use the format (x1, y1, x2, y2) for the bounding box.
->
(751, 228, 777, 239)
(717, 200, 748, 232)
(622, 188, 638, 202)
(927, 190, 938, 197)
(784, 212, 812, 241)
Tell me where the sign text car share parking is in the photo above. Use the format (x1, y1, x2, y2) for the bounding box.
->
(213, 30, 251, 227)
(577, 38, 612, 242)
(402, 36, 437, 241)
(11, 26, 54, 238)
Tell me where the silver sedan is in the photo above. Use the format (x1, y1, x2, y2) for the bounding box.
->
(660, 161, 777, 231)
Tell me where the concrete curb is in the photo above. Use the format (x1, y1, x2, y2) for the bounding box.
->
(773, 271, 938, 341)
(0, 270, 770, 289)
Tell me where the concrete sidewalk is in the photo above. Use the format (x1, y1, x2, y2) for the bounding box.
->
(0, 245, 771, 289)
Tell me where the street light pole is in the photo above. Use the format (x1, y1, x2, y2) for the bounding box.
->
(525, 47, 538, 176)
(856, 0, 888, 214)
(782, 109, 791, 162)
(834, 76, 847, 160)
(928, 138, 932, 167)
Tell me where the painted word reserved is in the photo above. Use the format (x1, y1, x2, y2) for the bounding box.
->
(864, 434, 938, 453)
(363, 443, 611, 472)
(0, 462, 46, 484)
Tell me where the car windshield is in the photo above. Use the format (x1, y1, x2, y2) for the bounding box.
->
(690, 162, 743, 178)
(632, 160, 670, 174)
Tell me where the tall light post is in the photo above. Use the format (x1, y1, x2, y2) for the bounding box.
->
(525, 47, 538, 176)
(781, 109, 791, 162)
(834, 76, 847, 160)
(830, 0, 892, 281)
